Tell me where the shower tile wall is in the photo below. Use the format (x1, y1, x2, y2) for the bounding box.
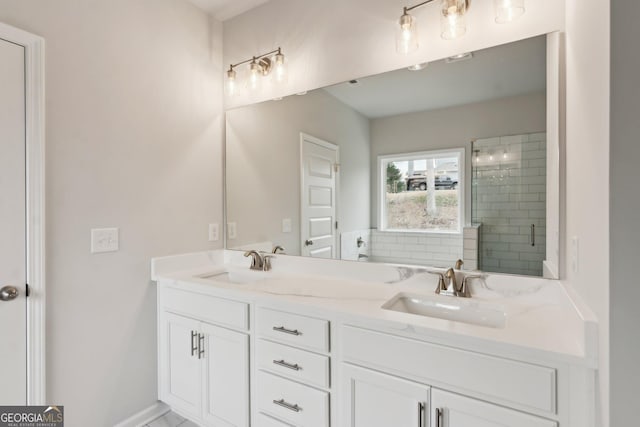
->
(472, 133, 546, 276)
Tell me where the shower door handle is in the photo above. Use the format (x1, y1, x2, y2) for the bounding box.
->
(531, 224, 535, 247)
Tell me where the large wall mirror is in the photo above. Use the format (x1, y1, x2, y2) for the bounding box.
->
(225, 34, 561, 278)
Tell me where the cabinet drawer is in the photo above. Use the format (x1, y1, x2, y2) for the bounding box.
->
(257, 339, 330, 388)
(257, 307, 329, 352)
(256, 371, 329, 427)
(256, 412, 294, 427)
(162, 287, 249, 330)
(432, 389, 557, 427)
(342, 326, 557, 415)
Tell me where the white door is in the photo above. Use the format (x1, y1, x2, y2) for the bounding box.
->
(431, 389, 557, 427)
(162, 313, 202, 419)
(0, 36, 27, 405)
(300, 134, 338, 258)
(201, 323, 249, 427)
(342, 364, 430, 427)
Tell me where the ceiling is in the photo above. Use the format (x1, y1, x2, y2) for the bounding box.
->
(186, 0, 270, 21)
(323, 36, 547, 119)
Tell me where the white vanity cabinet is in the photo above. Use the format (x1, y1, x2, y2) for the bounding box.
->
(254, 307, 332, 427)
(158, 283, 250, 427)
(342, 364, 430, 427)
(431, 389, 557, 427)
(340, 325, 562, 427)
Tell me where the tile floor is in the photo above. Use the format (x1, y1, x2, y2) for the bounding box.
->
(145, 411, 199, 427)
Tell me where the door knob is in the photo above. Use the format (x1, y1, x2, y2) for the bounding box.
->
(0, 285, 19, 301)
(304, 239, 314, 246)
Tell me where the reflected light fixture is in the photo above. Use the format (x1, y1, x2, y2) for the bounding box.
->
(226, 47, 287, 96)
(408, 62, 429, 71)
(494, 0, 525, 24)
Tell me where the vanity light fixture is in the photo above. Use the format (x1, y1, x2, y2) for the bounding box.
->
(440, 0, 468, 40)
(396, 0, 469, 54)
(396, 0, 525, 55)
(494, 0, 525, 24)
(225, 47, 287, 95)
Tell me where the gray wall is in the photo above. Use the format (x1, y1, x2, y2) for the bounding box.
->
(0, 1, 224, 425)
(226, 89, 371, 255)
(610, 1, 640, 425)
(370, 92, 546, 227)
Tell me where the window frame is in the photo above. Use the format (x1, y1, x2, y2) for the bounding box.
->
(378, 147, 465, 234)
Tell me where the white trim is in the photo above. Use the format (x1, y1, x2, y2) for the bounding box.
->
(378, 147, 465, 234)
(113, 401, 170, 427)
(0, 22, 46, 405)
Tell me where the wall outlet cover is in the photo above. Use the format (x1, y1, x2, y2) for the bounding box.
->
(91, 228, 119, 253)
(209, 223, 219, 241)
(228, 222, 237, 240)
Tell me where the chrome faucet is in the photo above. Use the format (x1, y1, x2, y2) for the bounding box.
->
(244, 250, 264, 271)
(272, 245, 285, 254)
(244, 250, 274, 272)
(428, 260, 479, 298)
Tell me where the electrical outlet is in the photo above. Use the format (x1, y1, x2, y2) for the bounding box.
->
(91, 228, 119, 253)
(282, 218, 292, 233)
(227, 222, 237, 240)
(208, 223, 219, 241)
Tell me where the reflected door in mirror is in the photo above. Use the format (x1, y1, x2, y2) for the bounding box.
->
(301, 134, 338, 259)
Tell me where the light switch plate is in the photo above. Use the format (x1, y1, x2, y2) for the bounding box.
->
(91, 228, 119, 253)
(282, 218, 292, 233)
(228, 222, 237, 240)
(208, 223, 219, 241)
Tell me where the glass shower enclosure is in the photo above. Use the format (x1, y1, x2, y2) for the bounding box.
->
(471, 133, 546, 276)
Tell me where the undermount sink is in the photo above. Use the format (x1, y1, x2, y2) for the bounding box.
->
(382, 292, 507, 329)
(197, 268, 269, 284)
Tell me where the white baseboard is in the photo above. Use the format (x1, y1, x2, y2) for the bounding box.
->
(113, 401, 170, 427)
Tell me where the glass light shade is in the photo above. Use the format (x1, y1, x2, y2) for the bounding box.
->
(226, 68, 237, 96)
(396, 12, 418, 54)
(494, 0, 525, 23)
(440, 0, 467, 40)
(273, 52, 287, 84)
(248, 61, 260, 91)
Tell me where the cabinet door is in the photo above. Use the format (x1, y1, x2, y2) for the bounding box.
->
(162, 312, 202, 418)
(431, 389, 557, 427)
(201, 322, 250, 427)
(342, 364, 429, 427)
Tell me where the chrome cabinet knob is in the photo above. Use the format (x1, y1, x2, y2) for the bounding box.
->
(0, 285, 19, 301)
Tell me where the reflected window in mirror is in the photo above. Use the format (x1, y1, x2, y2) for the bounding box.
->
(379, 148, 464, 234)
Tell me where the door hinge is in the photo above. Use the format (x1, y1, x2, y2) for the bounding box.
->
(335, 221, 338, 230)
(25, 283, 30, 297)
(334, 163, 340, 173)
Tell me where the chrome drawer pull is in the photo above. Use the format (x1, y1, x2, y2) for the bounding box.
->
(190, 331, 198, 357)
(273, 399, 301, 412)
(198, 333, 205, 359)
(436, 408, 443, 427)
(273, 326, 301, 336)
(273, 359, 301, 371)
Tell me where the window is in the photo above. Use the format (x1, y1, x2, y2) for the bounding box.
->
(379, 148, 464, 233)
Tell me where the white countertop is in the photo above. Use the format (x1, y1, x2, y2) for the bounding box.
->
(152, 250, 598, 368)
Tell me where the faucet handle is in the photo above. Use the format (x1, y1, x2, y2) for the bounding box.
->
(244, 250, 264, 270)
(262, 254, 274, 272)
(454, 259, 464, 270)
(459, 274, 483, 298)
(428, 271, 448, 294)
